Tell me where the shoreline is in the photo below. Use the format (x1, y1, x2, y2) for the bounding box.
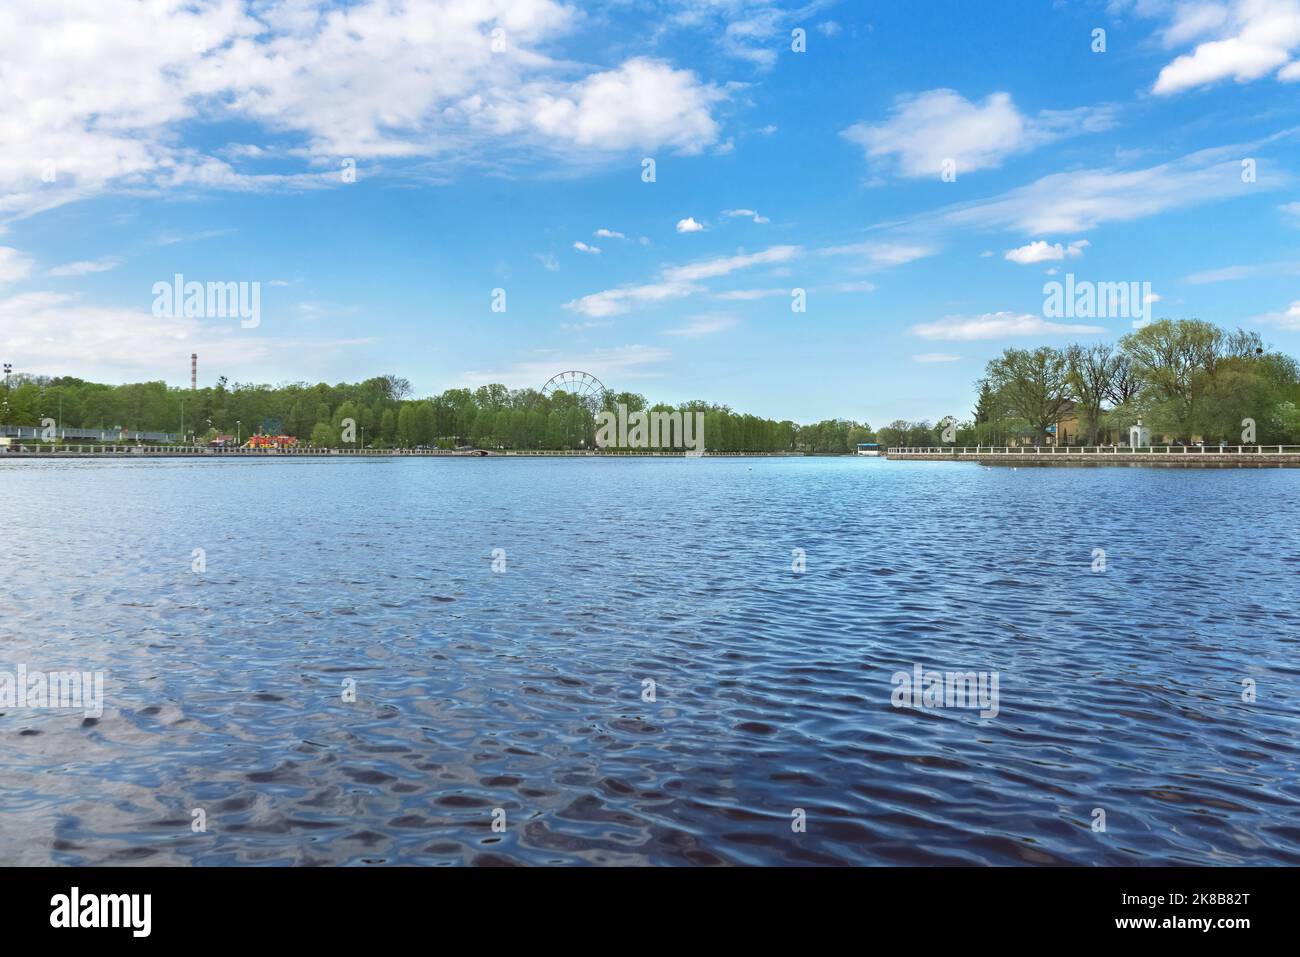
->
(0, 447, 832, 460)
(887, 449, 1300, 468)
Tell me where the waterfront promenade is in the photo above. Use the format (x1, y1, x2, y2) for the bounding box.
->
(887, 445, 1300, 467)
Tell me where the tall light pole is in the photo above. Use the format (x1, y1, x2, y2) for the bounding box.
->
(236, 420, 241, 445)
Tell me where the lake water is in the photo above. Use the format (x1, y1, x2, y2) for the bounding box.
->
(2, 456, 1298, 865)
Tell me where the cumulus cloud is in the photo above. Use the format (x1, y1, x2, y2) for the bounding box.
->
(911, 311, 1106, 340)
(676, 217, 706, 233)
(594, 228, 625, 239)
(527, 57, 724, 154)
(1147, 0, 1300, 94)
(1004, 239, 1089, 264)
(0, 2, 728, 223)
(841, 89, 1115, 178)
(572, 241, 601, 254)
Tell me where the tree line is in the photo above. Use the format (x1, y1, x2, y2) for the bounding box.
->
(877, 319, 1300, 448)
(0, 372, 872, 453)
(9, 319, 1289, 451)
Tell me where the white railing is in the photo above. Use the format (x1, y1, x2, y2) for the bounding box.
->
(887, 445, 1300, 455)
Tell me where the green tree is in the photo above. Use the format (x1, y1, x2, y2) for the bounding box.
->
(984, 347, 1071, 444)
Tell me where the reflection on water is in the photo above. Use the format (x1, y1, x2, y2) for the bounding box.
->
(1, 456, 1298, 865)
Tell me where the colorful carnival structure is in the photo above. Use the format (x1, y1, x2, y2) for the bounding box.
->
(243, 434, 299, 449)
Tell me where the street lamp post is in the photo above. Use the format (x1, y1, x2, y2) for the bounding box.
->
(236, 420, 241, 445)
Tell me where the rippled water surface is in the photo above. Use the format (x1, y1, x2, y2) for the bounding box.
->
(2, 456, 1299, 866)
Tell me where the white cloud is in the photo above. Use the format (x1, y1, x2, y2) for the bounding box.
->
(0, 247, 35, 285)
(48, 257, 123, 277)
(757, 124, 778, 135)
(930, 139, 1281, 234)
(661, 245, 801, 282)
(1184, 264, 1257, 283)
(911, 311, 1107, 340)
(536, 252, 560, 272)
(660, 0, 802, 68)
(595, 228, 625, 239)
(1004, 239, 1089, 264)
(0, 290, 367, 382)
(676, 216, 706, 233)
(664, 314, 738, 337)
(565, 245, 801, 317)
(0, 3, 728, 223)
(1254, 299, 1300, 330)
(1185, 260, 1300, 283)
(572, 241, 601, 254)
(830, 280, 878, 293)
(1160, 2, 1232, 46)
(565, 280, 698, 318)
(821, 240, 937, 268)
(722, 208, 770, 224)
(714, 287, 786, 300)
(817, 21, 843, 37)
(1149, 0, 1300, 94)
(528, 57, 724, 155)
(842, 89, 1114, 178)
(912, 353, 960, 362)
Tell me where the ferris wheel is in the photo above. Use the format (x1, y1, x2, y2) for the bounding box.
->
(540, 370, 607, 410)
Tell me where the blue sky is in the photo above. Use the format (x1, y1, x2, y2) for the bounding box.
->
(2, 0, 1299, 424)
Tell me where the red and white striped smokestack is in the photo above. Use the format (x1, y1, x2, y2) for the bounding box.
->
(191, 353, 197, 391)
